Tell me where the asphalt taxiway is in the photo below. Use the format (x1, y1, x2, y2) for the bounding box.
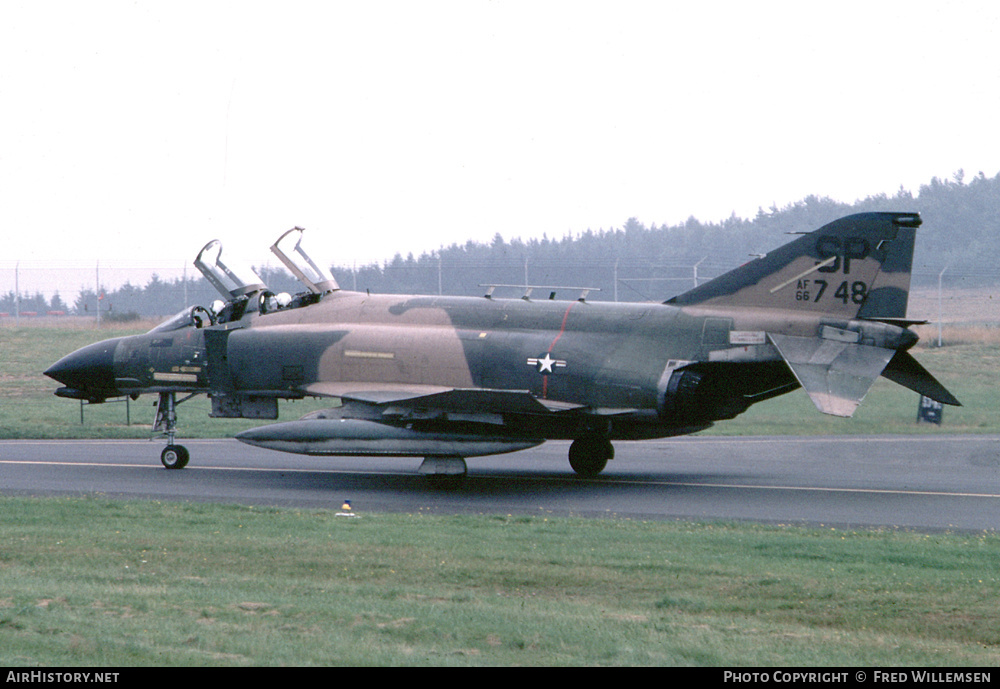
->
(1, 435, 997, 531)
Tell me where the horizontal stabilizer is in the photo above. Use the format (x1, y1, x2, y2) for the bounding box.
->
(859, 317, 929, 329)
(769, 334, 895, 417)
(881, 350, 961, 406)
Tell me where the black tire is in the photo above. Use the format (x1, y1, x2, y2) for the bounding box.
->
(161, 445, 190, 470)
(568, 437, 613, 477)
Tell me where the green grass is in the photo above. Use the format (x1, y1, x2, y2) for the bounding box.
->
(0, 497, 997, 666)
(3, 321, 1000, 666)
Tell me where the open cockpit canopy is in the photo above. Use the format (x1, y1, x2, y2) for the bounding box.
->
(194, 239, 268, 299)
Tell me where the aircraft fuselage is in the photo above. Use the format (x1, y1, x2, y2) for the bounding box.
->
(50, 289, 916, 439)
(44, 214, 958, 476)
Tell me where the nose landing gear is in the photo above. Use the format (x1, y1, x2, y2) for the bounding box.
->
(154, 391, 195, 469)
(160, 443, 190, 470)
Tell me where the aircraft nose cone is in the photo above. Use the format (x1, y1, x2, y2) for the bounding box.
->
(45, 337, 122, 400)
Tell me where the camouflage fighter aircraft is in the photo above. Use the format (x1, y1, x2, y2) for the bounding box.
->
(45, 213, 959, 479)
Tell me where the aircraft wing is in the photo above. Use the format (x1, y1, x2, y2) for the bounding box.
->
(237, 382, 585, 459)
(300, 381, 585, 414)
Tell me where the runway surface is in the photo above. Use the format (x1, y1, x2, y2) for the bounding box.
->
(1, 435, 998, 531)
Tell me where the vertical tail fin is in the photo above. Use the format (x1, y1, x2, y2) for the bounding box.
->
(667, 212, 920, 319)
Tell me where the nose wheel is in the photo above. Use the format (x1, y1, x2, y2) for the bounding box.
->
(154, 391, 194, 469)
(161, 444, 190, 470)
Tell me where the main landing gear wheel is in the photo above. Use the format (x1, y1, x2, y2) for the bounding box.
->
(161, 445, 190, 470)
(568, 437, 614, 477)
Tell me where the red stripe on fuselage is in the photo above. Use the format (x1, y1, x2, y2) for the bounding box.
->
(542, 302, 577, 398)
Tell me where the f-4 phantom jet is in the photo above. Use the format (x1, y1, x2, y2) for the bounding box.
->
(45, 213, 959, 479)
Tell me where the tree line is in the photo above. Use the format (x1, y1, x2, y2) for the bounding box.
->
(5, 170, 997, 318)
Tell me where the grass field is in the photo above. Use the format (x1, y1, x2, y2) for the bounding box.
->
(1, 498, 998, 666)
(1, 310, 998, 666)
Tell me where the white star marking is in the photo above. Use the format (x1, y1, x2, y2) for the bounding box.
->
(537, 353, 557, 373)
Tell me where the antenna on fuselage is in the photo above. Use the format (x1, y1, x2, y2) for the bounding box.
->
(480, 284, 599, 302)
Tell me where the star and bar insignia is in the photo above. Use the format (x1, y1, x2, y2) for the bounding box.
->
(526, 352, 567, 374)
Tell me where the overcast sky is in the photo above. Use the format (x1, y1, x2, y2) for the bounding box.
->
(3, 1, 999, 300)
